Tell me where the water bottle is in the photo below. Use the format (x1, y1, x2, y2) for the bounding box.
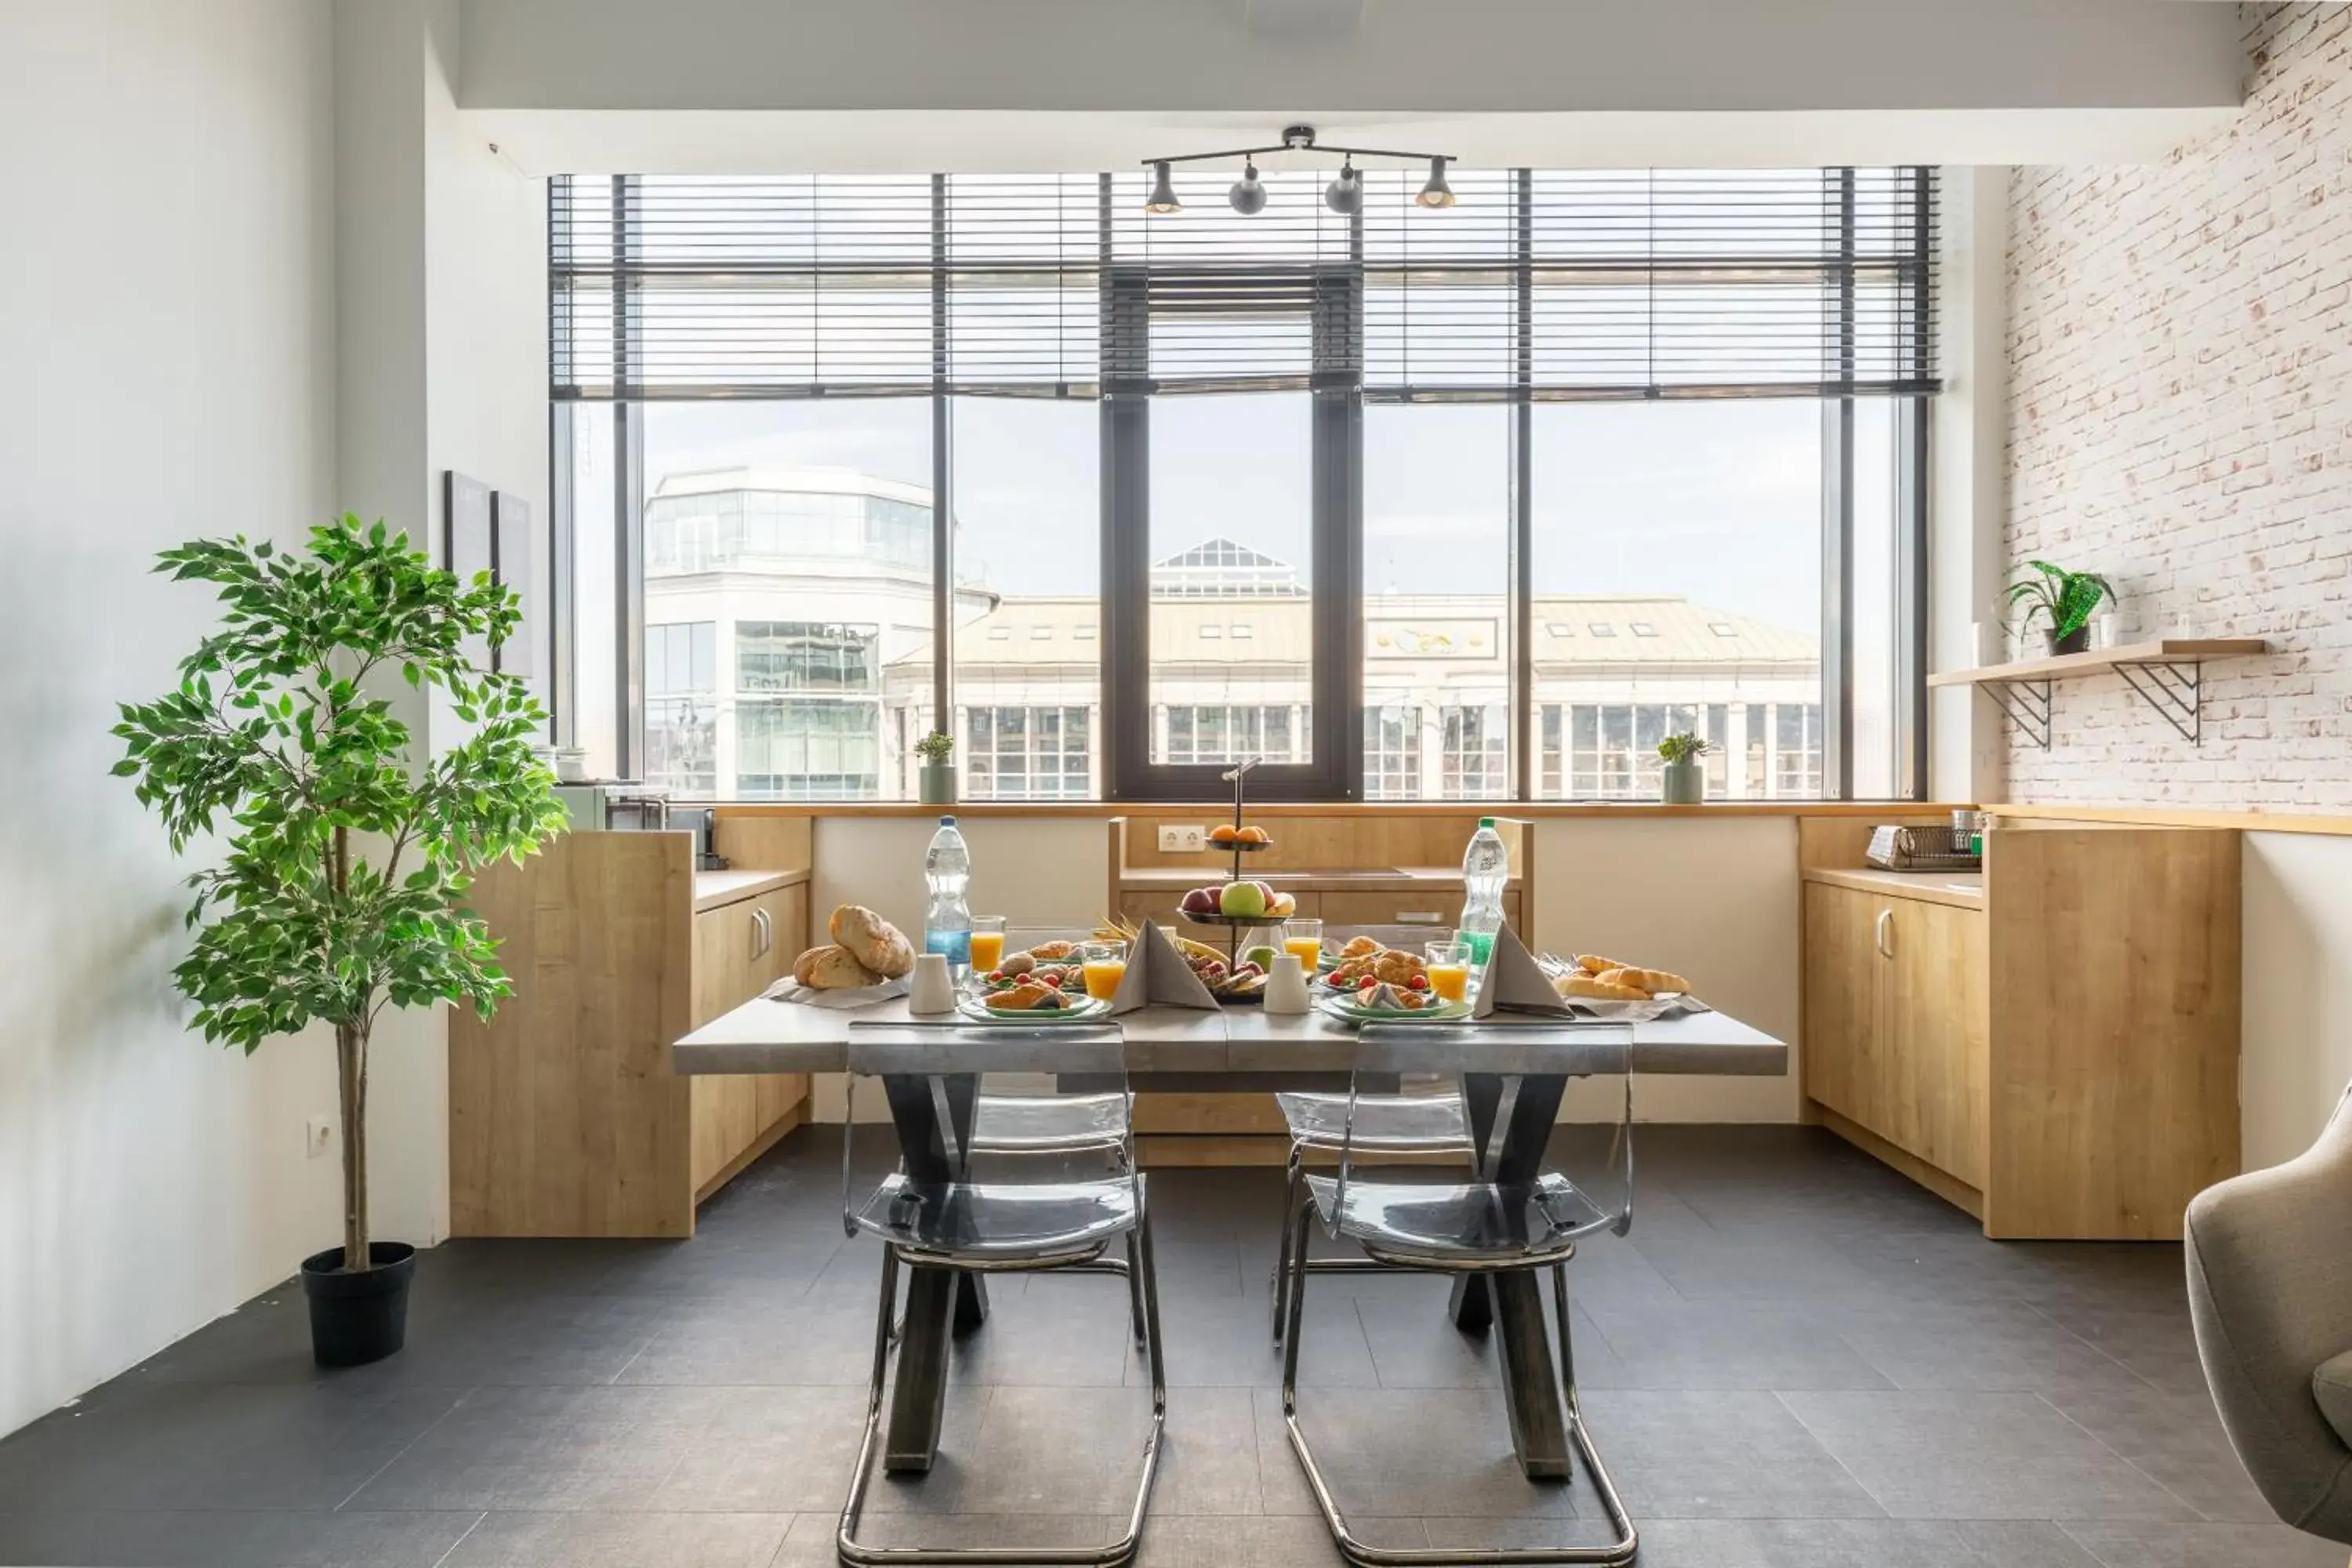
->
(1459, 816, 1509, 966)
(923, 815, 974, 972)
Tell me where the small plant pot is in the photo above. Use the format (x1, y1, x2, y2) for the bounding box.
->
(918, 761, 956, 806)
(300, 1243, 416, 1367)
(2046, 626, 2092, 658)
(1661, 757, 1705, 805)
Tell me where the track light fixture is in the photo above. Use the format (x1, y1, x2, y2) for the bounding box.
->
(1416, 156, 1456, 209)
(1324, 158, 1363, 216)
(1228, 159, 1266, 216)
(1139, 125, 1457, 217)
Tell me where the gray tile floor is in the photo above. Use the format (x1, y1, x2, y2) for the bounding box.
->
(0, 1126, 2334, 1568)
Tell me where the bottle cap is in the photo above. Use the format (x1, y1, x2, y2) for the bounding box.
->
(939, 815, 957, 826)
(1478, 816, 1495, 828)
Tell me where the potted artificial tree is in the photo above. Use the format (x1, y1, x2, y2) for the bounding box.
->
(1658, 731, 1711, 804)
(112, 517, 564, 1367)
(2005, 560, 2113, 657)
(915, 729, 956, 805)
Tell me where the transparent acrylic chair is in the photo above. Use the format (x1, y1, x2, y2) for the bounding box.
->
(839, 1021, 1167, 1568)
(1278, 1022, 1639, 1568)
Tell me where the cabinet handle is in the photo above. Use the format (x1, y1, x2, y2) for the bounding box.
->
(751, 908, 771, 958)
(1875, 908, 1893, 959)
(1398, 911, 1444, 925)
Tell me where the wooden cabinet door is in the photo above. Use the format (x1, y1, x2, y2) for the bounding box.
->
(753, 886, 811, 1127)
(1802, 883, 1879, 1130)
(1880, 897, 1988, 1187)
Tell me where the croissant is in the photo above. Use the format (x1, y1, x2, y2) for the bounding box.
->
(1576, 953, 1635, 976)
(1596, 966, 1689, 996)
(991, 980, 1061, 1011)
(1340, 935, 1383, 960)
(1559, 975, 1647, 1002)
(1029, 940, 1078, 961)
(1372, 949, 1428, 985)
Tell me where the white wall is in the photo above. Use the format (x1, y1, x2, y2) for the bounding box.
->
(0, 0, 341, 1440)
(2241, 831, 2352, 1172)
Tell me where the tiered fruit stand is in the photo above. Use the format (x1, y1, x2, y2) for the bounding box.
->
(1176, 758, 1285, 970)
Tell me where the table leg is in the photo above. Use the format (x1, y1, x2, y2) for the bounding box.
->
(884, 1265, 959, 1473)
(1448, 1275, 1494, 1334)
(953, 1270, 989, 1336)
(1492, 1270, 1571, 1479)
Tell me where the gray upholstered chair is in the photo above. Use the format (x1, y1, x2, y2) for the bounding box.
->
(2185, 1084, 2352, 1545)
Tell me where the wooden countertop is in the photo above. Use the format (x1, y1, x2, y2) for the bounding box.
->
(692, 866, 810, 913)
(1802, 865, 1985, 911)
(1118, 866, 1519, 893)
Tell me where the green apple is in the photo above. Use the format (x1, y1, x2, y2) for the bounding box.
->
(1243, 945, 1279, 970)
(1218, 880, 1268, 919)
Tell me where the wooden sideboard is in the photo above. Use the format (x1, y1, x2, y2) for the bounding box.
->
(448, 819, 815, 1238)
(1799, 820, 2241, 1240)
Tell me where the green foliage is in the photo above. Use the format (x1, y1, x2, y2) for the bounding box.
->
(914, 730, 956, 763)
(2004, 560, 2112, 640)
(1657, 731, 1711, 764)
(112, 515, 568, 1054)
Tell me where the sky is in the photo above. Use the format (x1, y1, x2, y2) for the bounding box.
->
(637, 392, 1903, 637)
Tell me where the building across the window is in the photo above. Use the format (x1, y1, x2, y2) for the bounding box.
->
(645, 470, 1824, 802)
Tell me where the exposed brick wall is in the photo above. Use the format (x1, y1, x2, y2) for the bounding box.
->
(2005, 4, 2352, 808)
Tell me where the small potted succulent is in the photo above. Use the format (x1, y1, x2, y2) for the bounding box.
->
(915, 730, 956, 805)
(1658, 731, 1711, 804)
(2005, 561, 2113, 657)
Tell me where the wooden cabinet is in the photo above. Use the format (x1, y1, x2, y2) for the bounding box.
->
(1800, 825, 2238, 1240)
(449, 832, 813, 1238)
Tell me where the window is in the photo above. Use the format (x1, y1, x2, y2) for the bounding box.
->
(550, 168, 1933, 801)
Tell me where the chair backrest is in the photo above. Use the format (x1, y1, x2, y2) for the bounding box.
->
(1335, 1020, 1635, 1244)
(840, 1021, 1134, 1232)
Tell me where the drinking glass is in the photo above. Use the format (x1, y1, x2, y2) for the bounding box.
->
(1283, 918, 1325, 978)
(1080, 939, 1130, 1000)
(969, 916, 1007, 975)
(1424, 938, 1473, 1003)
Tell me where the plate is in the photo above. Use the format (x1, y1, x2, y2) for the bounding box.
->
(956, 994, 1111, 1024)
(1315, 994, 1473, 1025)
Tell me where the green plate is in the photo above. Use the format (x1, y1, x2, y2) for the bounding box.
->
(956, 994, 1110, 1025)
(1315, 994, 1473, 1025)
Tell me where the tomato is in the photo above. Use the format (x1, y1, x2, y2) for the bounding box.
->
(1406, 974, 1428, 990)
(1042, 973, 1062, 988)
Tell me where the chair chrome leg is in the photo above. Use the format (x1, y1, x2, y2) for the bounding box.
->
(1272, 1146, 1305, 1343)
(1279, 1248, 1639, 1566)
(1123, 1230, 1148, 1348)
(837, 1214, 1167, 1568)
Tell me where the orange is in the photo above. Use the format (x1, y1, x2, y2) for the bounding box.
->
(1236, 825, 1271, 844)
(1207, 824, 1240, 844)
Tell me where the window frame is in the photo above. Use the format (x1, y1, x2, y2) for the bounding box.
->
(552, 169, 1933, 804)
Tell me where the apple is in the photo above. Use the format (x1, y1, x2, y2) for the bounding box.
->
(1179, 885, 1221, 915)
(1266, 891, 1298, 919)
(1218, 880, 1268, 919)
(1243, 945, 1279, 969)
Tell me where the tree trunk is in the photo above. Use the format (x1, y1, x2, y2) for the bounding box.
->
(332, 825, 370, 1273)
(336, 1019, 369, 1271)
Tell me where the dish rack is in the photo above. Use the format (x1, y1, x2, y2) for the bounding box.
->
(1865, 824, 1983, 873)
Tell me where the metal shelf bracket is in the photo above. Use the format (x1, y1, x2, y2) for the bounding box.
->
(1982, 678, 2053, 750)
(2111, 661, 2205, 744)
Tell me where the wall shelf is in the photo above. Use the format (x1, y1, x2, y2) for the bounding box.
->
(1927, 639, 2269, 748)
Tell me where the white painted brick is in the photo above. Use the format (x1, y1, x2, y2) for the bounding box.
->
(2005, 4, 2352, 808)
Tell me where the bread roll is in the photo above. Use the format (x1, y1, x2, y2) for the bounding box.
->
(795, 944, 880, 990)
(1595, 966, 1689, 996)
(1559, 975, 1647, 1002)
(830, 905, 915, 978)
(1576, 953, 1634, 976)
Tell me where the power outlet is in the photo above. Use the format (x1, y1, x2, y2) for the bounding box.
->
(1157, 826, 1207, 852)
(306, 1116, 333, 1160)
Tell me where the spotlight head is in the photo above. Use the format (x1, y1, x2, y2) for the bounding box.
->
(1229, 159, 1267, 216)
(1324, 158, 1362, 217)
(1145, 161, 1182, 215)
(1416, 156, 1457, 209)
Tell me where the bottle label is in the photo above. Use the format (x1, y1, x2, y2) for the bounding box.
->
(1462, 930, 1495, 964)
(926, 929, 971, 964)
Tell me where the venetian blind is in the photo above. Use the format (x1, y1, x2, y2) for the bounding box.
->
(550, 166, 1936, 401)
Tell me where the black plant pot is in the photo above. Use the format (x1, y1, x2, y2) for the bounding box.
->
(2048, 626, 2092, 657)
(299, 1242, 416, 1367)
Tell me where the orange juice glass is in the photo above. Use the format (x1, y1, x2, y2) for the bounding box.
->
(1425, 938, 1472, 1004)
(1283, 918, 1325, 978)
(1081, 940, 1129, 1000)
(969, 916, 1007, 974)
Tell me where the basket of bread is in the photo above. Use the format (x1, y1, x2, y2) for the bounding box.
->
(1548, 953, 1697, 1015)
(782, 905, 916, 999)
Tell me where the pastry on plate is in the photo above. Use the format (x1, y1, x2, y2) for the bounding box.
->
(1559, 974, 1647, 1002)
(1595, 965, 1689, 996)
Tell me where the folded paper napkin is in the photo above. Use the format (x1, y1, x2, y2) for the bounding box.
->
(764, 976, 910, 1009)
(1471, 926, 1573, 1020)
(1561, 993, 1711, 1022)
(1109, 922, 1220, 1014)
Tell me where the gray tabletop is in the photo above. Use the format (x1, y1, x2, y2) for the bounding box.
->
(673, 995, 1787, 1078)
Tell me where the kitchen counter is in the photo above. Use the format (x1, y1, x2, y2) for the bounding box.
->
(1119, 866, 1519, 894)
(693, 866, 811, 913)
(1800, 865, 1984, 911)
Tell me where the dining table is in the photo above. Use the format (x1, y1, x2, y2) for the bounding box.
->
(673, 990, 1787, 1482)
